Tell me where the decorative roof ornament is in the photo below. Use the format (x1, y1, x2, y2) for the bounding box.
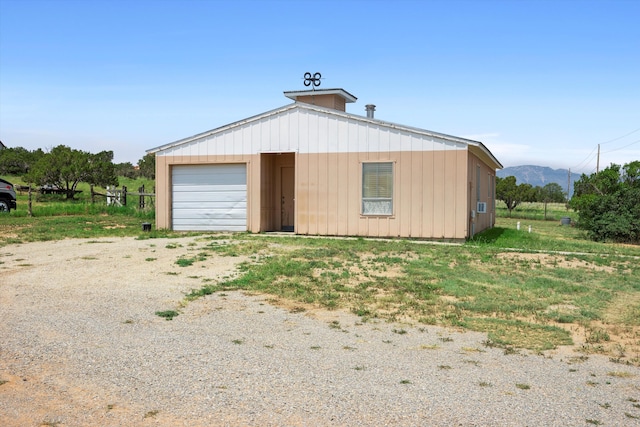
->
(303, 72, 322, 90)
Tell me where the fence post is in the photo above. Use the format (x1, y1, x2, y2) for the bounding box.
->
(28, 185, 33, 217)
(139, 185, 145, 209)
(90, 184, 95, 204)
(122, 186, 127, 206)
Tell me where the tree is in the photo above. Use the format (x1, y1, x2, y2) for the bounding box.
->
(536, 182, 567, 220)
(496, 176, 535, 216)
(540, 183, 566, 203)
(115, 162, 138, 179)
(569, 161, 640, 243)
(24, 145, 118, 199)
(0, 147, 44, 175)
(137, 153, 155, 179)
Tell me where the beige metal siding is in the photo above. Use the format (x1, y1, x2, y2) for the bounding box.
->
(157, 152, 473, 239)
(467, 152, 495, 236)
(153, 105, 498, 239)
(295, 149, 468, 239)
(258, 153, 295, 232)
(260, 154, 276, 230)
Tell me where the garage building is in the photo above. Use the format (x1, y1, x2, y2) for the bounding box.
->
(147, 87, 502, 240)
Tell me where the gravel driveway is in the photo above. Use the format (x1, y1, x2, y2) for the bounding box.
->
(1, 236, 639, 426)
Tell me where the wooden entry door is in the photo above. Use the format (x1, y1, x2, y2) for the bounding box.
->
(281, 167, 294, 231)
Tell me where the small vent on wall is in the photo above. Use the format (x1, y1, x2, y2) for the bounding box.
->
(477, 202, 487, 214)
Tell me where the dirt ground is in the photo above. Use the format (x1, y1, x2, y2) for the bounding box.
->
(1, 236, 249, 426)
(1, 236, 639, 426)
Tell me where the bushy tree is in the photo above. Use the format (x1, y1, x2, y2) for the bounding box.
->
(569, 161, 640, 243)
(115, 162, 138, 179)
(0, 147, 45, 175)
(539, 182, 566, 203)
(25, 145, 118, 199)
(137, 153, 155, 179)
(496, 176, 535, 216)
(533, 182, 567, 220)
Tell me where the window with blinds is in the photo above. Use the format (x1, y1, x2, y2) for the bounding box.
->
(362, 162, 393, 215)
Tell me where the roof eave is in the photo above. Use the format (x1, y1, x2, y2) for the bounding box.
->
(468, 142, 504, 170)
(299, 104, 503, 167)
(146, 103, 300, 154)
(148, 102, 503, 170)
(283, 88, 357, 103)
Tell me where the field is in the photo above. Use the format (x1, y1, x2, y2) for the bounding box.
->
(0, 175, 156, 241)
(1, 183, 639, 365)
(496, 201, 574, 221)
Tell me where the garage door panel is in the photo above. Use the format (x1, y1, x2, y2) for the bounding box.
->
(172, 191, 247, 203)
(173, 184, 246, 193)
(171, 223, 245, 231)
(173, 166, 245, 183)
(172, 164, 247, 231)
(174, 201, 247, 212)
(172, 208, 247, 219)
(173, 216, 246, 224)
(173, 217, 245, 226)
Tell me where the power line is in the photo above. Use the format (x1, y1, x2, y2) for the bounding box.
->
(599, 127, 640, 145)
(570, 146, 598, 172)
(570, 128, 640, 172)
(601, 138, 640, 154)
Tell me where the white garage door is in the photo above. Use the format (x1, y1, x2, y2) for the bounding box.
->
(172, 164, 247, 231)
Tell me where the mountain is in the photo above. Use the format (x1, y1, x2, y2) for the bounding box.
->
(497, 165, 582, 197)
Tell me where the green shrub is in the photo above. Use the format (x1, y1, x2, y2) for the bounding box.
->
(570, 161, 640, 243)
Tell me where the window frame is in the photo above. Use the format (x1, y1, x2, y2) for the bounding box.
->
(361, 161, 394, 216)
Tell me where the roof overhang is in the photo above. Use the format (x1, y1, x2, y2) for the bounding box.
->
(468, 142, 503, 170)
(283, 88, 357, 103)
(148, 102, 503, 171)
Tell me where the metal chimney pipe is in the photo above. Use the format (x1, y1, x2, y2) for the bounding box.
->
(365, 104, 376, 119)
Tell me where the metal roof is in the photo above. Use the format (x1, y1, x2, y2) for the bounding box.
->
(147, 102, 503, 170)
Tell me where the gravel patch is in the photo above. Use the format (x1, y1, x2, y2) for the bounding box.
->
(1, 236, 639, 426)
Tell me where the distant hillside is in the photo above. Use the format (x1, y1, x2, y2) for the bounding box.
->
(497, 165, 582, 197)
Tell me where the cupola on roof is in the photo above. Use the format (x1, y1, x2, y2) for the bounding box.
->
(283, 88, 357, 112)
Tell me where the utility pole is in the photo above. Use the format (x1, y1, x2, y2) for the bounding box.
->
(567, 168, 571, 201)
(596, 144, 600, 173)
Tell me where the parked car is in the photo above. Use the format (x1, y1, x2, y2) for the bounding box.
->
(0, 178, 18, 212)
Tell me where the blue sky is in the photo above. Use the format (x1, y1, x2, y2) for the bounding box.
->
(1, 0, 638, 173)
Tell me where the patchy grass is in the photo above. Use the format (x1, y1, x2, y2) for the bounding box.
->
(155, 310, 179, 320)
(464, 318, 573, 351)
(3, 204, 640, 362)
(607, 371, 635, 378)
(174, 222, 639, 360)
(143, 410, 160, 419)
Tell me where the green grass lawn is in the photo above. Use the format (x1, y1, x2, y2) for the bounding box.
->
(0, 174, 159, 242)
